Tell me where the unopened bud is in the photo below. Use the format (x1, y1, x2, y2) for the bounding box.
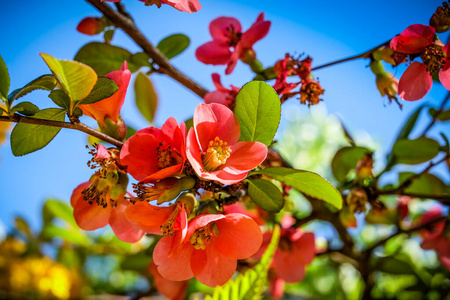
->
(100, 115, 127, 141)
(76, 17, 104, 36)
(355, 153, 374, 180)
(176, 192, 197, 214)
(197, 200, 221, 215)
(346, 188, 368, 213)
(376, 71, 398, 103)
(370, 61, 385, 76)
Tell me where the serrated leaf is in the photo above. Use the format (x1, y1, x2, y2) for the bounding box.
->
(331, 146, 371, 182)
(49, 90, 70, 109)
(40, 53, 97, 104)
(234, 81, 280, 146)
(8, 74, 57, 106)
(74, 42, 139, 76)
(134, 72, 157, 123)
(11, 101, 39, 116)
(42, 199, 77, 227)
(205, 226, 280, 300)
(77, 77, 118, 105)
(0, 54, 9, 102)
(156, 34, 190, 59)
(393, 137, 440, 164)
(252, 167, 342, 209)
(247, 179, 284, 213)
(10, 108, 65, 156)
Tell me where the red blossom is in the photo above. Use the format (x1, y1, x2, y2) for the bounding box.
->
(196, 13, 271, 74)
(76, 17, 104, 36)
(204, 73, 240, 109)
(102, 0, 201, 13)
(120, 117, 186, 183)
(186, 103, 267, 185)
(148, 262, 188, 300)
(153, 213, 262, 287)
(390, 24, 435, 54)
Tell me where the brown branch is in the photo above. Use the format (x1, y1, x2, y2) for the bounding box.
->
(311, 39, 391, 71)
(86, 0, 209, 99)
(363, 216, 446, 254)
(0, 114, 124, 148)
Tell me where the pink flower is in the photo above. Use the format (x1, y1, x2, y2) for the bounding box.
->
(102, 0, 201, 13)
(186, 103, 267, 185)
(204, 73, 240, 109)
(153, 213, 262, 287)
(390, 24, 450, 100)
(196, 13, 271, 74)
(120, 117, 186, 183)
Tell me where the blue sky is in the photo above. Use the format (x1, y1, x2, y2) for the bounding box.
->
(0, 0, 448, 230)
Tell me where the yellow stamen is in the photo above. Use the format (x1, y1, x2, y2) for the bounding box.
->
(202, 137, 232, 171)
(189, 225, 216, 250)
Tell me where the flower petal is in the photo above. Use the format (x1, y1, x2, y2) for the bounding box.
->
(190, 240, 237, 287)
(240, 13, 271, 49)
(125, 201, 175, 234)
(273, 249, 306, 283)
(291, 231, 315, 265)
(165, 0, 201, 13)
(148, 262, 188, 300)
(225, 141, 267, 171)
(109, 198, 144, 243)
(153, 236, 195, 281)
(214, 213, 263, 259)
(196, 41, 232, 65)
(398, 62, 432, 101)
(193, 103, 218, 151)
(390, 24, 435, 54)
(439, 60, 450, 91)
(209, 17, 242, 43)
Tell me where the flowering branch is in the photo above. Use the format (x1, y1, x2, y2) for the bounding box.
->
(0, 114, 124, 148)
(85, 0, 209, 98)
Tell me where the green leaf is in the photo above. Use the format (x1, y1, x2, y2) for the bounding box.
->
(134, 72, 158, 123)
(74, 42, 138, 76)
(125, 125, 137, 140)
(386, 105, 425, 168)
(185, 117, 193, 132)
(205, 226, 280, 300)
(247, 179, 284, 213)
(77, 77, 118, 105)
(392, 137, 440, 164)
(234, 81, 280, 146)
(377, 257, 415, 275)
(252, 167, 343, 209)
(120, 252, 152, 271)
(156, 34, 190, 59)
(41, 225, 89, 246)
(331, 146, 371, 182)
(0, 54, 9, 102)
(130, 52, 151, 68)
(11, 101, 39, 116)
(7, 75, 57, 105)
(436, 109, 450, 121)
(10, 108, 66, 156)
(49, 90, 70, 109)
(42, 199, 77, 227)
(398, 172, 447, 196)
(40, 53, 97, 103)
(14, 216, 33, 238)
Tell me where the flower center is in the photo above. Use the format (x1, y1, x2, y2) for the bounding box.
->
(160, 203, 184, 236)
(189, 224, 217, 250)
(82, 178, 114, 208)
(299, 81, 324, 106)
(421, 44, 446, 75)
(225, 24, 242, 47)
(202, 137, 232, 172)
(156, 142, 182, 169)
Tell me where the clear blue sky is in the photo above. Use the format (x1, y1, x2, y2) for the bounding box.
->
(0, 0, 448, 231)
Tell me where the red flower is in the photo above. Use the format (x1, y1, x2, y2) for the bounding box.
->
(186, 103, 267, 185)
(102, 0, 201, 13)
(419, 208, 450, 271)
(71, 183, 144, 243)
(79, 61, 130, 127)
(390, 24, 450, 101)
(153, 213, 262, 287)
(204, 73, 240, 109)
(196, 13, 271, 74)
(120, 117, 186, 183)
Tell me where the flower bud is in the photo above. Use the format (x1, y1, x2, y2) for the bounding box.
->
(134, 177, 196, 205)
(99, 115, 127, 141)
(76, 17, 105, 36)
(346, 188, 368, 213)
(355, 153, 374, 180)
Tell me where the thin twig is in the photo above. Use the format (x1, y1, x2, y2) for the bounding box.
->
(86, 0, 209, 98)
(0, 114, 124, 148)
(311, 39, 391, 71)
